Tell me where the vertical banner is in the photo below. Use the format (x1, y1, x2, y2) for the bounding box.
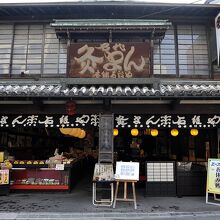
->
(215, 12, 220, 66)
(98, 114, 114, 163)
(207, 158, 220, 195)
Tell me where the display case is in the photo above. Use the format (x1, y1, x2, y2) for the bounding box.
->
(10, 163, 72, 191)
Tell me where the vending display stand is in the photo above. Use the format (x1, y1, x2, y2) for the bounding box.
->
(92, 163, 114, 207)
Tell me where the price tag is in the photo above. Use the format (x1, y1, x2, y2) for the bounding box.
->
(55, 164, 64, 170)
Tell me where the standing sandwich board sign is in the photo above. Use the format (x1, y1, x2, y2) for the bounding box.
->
(113, 161, 139, 209)
(206, 158, 220, 206)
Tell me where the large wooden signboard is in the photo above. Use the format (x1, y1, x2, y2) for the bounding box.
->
(68, 42, 150, 78)
(206, 158, 220, 206)
(115, 161, 139, 181)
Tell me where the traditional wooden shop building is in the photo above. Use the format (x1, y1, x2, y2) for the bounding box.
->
(0, 1, 220, 196)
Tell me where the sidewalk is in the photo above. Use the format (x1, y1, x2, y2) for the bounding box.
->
(1, 211, 220, 220)
(0, 177, 220, 219)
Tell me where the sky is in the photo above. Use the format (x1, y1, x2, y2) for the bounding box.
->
(0, 0, 216, 4)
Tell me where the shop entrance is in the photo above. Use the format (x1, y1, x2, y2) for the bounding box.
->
(113, 128, 218, 196)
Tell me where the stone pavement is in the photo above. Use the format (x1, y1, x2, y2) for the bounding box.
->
(0, 177, 220, 219)
(1, 211, 220, 220)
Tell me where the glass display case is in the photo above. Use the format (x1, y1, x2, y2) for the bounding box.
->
(10, 164, 72, 191)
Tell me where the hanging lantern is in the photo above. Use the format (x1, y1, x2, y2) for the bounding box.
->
(131, 128, 139, 136)
(59, 128, 72, 135)
(171, 129, 179, 137)
(113, 128, 119, 136)
(65, 101, 76, 116)
(151, 129, 158, 137)
(78, 130, 86, 139)
(68, 128, 78, 137)
(190, 128, 198, 136)
(73, 128, 82, 137)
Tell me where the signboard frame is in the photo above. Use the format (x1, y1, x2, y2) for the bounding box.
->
(115, 161, 139, 181)
(68, 42, 150, 78)
(206, 158, 220, 206)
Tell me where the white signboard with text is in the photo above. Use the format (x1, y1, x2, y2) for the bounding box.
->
(115, 161, 139, 181)
(55, 164, 64, 171)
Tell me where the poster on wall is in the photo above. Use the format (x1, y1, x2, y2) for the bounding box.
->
(115, 161, 139, 181)
(0, 169, 9, 185)
(68, 42, 150, 78)
(206, 158, 220, 194)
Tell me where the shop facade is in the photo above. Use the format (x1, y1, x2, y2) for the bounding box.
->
(0, 1, 220, 196)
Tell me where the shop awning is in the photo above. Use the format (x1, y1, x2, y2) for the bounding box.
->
(0, 82, 220, 98)
(50, 19, 172, 39)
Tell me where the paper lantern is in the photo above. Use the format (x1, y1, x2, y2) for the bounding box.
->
(113, 128, 119, 136)
(190, 128, 198, 136)
(66, 101, 76, 116)
(171, 129, 179, 137)
(131, 128, 139, 136)
(68, 128, 79, 136)
(59, 128, 72, 135)
(73, 128, 82, 137)
(151, 129, 158, 137)
(78, 130, 86, 139)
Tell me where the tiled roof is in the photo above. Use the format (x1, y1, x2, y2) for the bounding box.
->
(1, 82, 220, 98)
